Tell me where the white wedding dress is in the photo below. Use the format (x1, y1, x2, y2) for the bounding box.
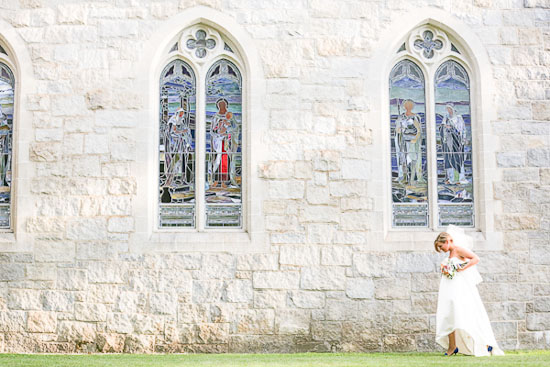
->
(436, 259, 504, 356)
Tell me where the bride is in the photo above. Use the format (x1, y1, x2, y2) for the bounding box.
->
(434, 226, 504, 357)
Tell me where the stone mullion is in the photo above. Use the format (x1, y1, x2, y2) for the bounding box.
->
(196, 68, 206, 231)
(425, 66, 438, 230)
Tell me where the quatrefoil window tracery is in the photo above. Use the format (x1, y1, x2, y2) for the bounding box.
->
(407, 26, 449, 64)
(186, 29, 217, 58)
(414, 30, 443, 59)
(177, 25, 230, 63)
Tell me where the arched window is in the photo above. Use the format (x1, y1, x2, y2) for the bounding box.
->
(389, 26, 474, 228)
(159, 59, 196, 227)
(390, 60, 428, 227)
(0, 48, 14, 229)
(435, 60, 473, 227)
(205, 59, 242, 228)
(158, 25, 243, 229)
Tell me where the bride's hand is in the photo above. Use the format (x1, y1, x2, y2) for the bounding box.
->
(456, 261, 468, 272)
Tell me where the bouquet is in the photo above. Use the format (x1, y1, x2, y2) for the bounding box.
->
(440, 257, 468, 279)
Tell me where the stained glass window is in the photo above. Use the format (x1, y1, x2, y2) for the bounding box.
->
(159, 24, 245, 231)
(0, 62, 13, 229)
(413, 30, 443, 59)
(205, 59, 242, 228)
(186, 30, 216, 59)
(435, 60, 474, 227)
(159, 59, 196, 227)
(390, 26, 476, 229)
(389, 60, 428, 227)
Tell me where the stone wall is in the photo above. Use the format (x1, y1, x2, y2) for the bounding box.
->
(0, 0, 549, 353)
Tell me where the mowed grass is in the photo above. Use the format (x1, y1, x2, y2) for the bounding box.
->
(0, 351, 549, 367)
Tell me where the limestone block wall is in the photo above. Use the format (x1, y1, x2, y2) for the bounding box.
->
(0, 0, 549, 353)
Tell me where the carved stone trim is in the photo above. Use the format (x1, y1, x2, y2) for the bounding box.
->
(179, 25, 224, 64)
(407, 25, 450, 64)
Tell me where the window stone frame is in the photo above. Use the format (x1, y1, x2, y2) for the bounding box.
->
(0, 21, 34, 251)
(0, 52, 16, 231)
(132, 7, 268, 253)
(366, 9, 502, 251)
(390, 31, 475, 229)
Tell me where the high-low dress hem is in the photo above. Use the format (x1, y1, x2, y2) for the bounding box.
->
(435, 262, 504, 357)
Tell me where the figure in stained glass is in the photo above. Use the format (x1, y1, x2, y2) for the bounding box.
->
(435, 60, 474, 226)
(164, 105, 192, 187)
(395, 99, 424, 184)
(158, 59, 196, 227)
(205, 59, 242, 227)
(439, 103, 467, 184)
(389, 60, 428, 227)
(210, 98, 239, 187)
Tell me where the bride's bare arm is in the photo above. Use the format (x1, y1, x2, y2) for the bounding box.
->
(456, 246, 479, 272)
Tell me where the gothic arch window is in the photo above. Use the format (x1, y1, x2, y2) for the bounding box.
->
(434, 60, 473, 227)
(390, 59, 428, 227)
(159, 24, 243, 229)
(0, 47, 14, 229)
(159, 59, 196, 227)
(390, 25, 474, 228)
(205, 59, 242, 228)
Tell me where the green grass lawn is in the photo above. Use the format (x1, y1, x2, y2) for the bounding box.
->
(0, 351, 549, 367)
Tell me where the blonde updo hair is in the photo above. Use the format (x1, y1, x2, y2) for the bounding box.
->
(434, 232, 452, 252)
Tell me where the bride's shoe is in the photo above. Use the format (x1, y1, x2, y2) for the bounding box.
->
(444, 347, 458, 356)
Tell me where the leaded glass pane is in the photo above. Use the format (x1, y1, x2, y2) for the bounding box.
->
(224, 43, 234, 53)
(205, 59, 242, 228)
(435, 60, 474, 227)
(414, 30, 443, 59)
(393, 203, 428, 227)
(451, 44, 460, 54)
(187, 30, 216, 59)
(389, 60, 428, 227)
(159, 59, 196, 228)
(0, 63, 13, 229)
